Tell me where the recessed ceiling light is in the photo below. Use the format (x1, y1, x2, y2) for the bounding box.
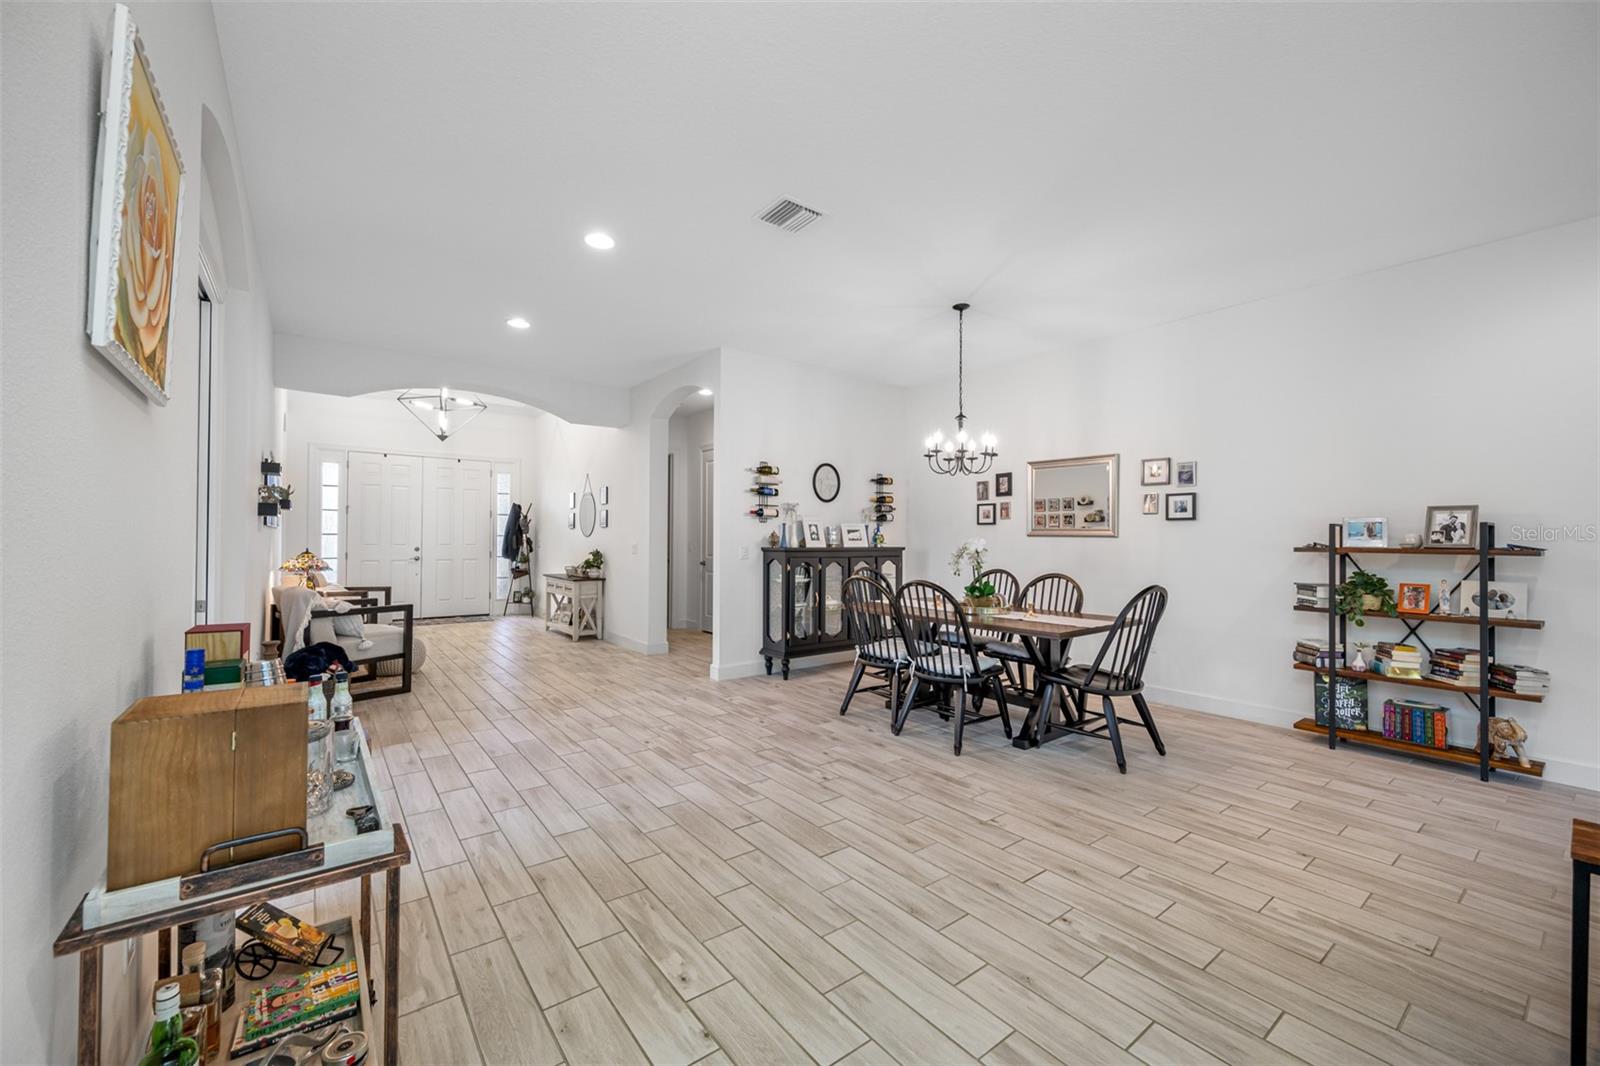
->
(506, 316, 531, 329)
(697, 388, 713, 397)
(584, 232, 615, 251)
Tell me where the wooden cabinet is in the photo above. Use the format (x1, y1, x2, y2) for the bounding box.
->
(544, 574, 605, 641)
(760, 547, 903, 679)
(107, 686, 307, 890)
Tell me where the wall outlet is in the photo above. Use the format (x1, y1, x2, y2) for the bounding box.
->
(739, 546, 750, 560)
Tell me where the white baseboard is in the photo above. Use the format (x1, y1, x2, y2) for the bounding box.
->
(1144, 683, 1600, 791)
(604, 632, 669, 655)
(712, 651, 853, 681)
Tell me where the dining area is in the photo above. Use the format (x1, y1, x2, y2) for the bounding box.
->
(835, 541, 1169, 774)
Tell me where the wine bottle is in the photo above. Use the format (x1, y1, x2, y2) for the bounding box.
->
(754, 462, 779, 476)
(748, 486, 779, 496)
(748, 505, 779, 519)
(869, 495, 895, 504)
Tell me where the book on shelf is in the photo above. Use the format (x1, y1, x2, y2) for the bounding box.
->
(1293, 582, 1330, 608)
(229, 959, 360, 1057)
(1373, 642, 1423, 678)
(1293, 639, 1343, 667)
(1490, 662, 1550, 695)
(1381, 698, 1449, 748)
(1428, 647, 1481, 687)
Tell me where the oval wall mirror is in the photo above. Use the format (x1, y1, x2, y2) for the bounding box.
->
(579, 483, 598, 537)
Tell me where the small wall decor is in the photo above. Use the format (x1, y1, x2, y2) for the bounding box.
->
(998, 501, 1011, 521)
(1141, 458, 1171, 486)
(87, 4, 185, 405)
(806, 521, 822, 545)
(1142, 493, 1160, 515)
(976, 480, 990, 502)
(600, 486, 609, 505)
(578, 475, 598, 537)
(600, 509, 609, 529)
(994, 472, 1013, 497)
(976, 502, 997, 525)
(258, 456, 292, 527)
(1175, 461, 1197, 487)
(1424, 504, 1478, 547)
(748, 461, 780, 522)
(1165, 492, 1196, 520)
(812, 462, 840, 503)
(1342, 517, 1388, 548)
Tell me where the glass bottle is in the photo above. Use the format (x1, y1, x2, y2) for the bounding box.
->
(331, 672, 358, 763)
(180, 941, 220, 1062)
(139, 982, 199, 1066)
(305, 674, 334, 813)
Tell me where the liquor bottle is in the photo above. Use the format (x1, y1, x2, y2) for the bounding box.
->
(306, 674, 328, 720)
(331, 671, 358, 763)
(176, 914, 235, 1010)
(748, 505, 778, 520)
(869, 495, 895, 504)
(138, 982, 199, 1066)
(180, 941, 220, 1062)
(754, 462, 779, 476)
(748, 485, 779, 497)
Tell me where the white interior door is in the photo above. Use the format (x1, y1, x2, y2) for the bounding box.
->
(422, 457, 493, 617)
(700, 447, 714, 632)
(346, 451, 422, 607)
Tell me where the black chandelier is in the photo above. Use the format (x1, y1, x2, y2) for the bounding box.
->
(922, 303, 997, 476)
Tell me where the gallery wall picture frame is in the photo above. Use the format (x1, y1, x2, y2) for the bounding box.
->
(1165, 492, 1196, 520)
(1142, 493, 1160, 515)
(1141, 458, 1171, 486)
(87, 3, 186, 405)
(567, 512, 576, 529)
(1424, 504, 1479, 548)
(994, 472, 1013, 497)
(998, 501, 1011, 520)
(976, 480, 990, 502)
(1342, 517, 1388, 548)
(812, 462, 840, 503)
(600, 509, 609, 529)
(600, 486, 609, 505)
(1175, 461, 1197, 486)
(976, 502, 997, 525)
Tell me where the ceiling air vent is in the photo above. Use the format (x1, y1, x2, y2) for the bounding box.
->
(756, 198, 823, 233)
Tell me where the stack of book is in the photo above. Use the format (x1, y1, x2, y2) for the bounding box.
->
(1382, 698, 1449, 748)
(1429, 647, 1481, 688)
(1373, 643, 1424, 678)
(1294, 582, 1330, 609)
(1294, 639, 1343, 668)
(1490, 662, 1550, 696)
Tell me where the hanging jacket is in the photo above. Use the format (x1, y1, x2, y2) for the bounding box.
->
(501, 502, 523, 560)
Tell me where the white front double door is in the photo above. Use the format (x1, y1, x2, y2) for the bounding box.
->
(347, 452, 493, 618)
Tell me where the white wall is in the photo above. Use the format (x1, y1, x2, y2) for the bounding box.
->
(1, 3, 279, 1060)
(904, 220, 1600, 786)
(668, 406, 715, 630)
(711, 348, 910, 678)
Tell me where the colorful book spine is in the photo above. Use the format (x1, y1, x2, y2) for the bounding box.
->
(1433, 710, 1448, 748)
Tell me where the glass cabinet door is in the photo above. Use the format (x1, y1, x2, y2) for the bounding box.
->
(879, 557, 898, 589)
(767, 559, 784, 644)
(791, 560, 816, 640)
(822, 560, 845, 638)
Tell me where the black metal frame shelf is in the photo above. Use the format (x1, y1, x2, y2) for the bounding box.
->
(1296, 520, 1545, 782)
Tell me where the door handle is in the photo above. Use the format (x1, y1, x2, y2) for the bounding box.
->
(412, 555, 421, 562)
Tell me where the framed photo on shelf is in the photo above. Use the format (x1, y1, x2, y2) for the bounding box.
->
(1424, 504, 1478, 548)
(1458, 579, 1528, 619)
(806, 521, 822, 546)
(1342, 517, 1388, 548)
(825, 525, 843, 547)
(1142, 493, 1160, 515)
(1165, 492, 1196, 520)
(994, 472, 1013, 497)
(1175, 461, 1197, 487)
(976, 481, 990, 502)
(1397, 582, 1431, 614)
(976, 503, 997, 526)
(1141, 458, 1171, 485)
(842, 524, 868, 547)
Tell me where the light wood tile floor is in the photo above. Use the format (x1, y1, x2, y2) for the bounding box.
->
(307, 618, 1599, 1065)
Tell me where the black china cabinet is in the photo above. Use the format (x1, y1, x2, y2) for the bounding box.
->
(761, 546, 904, 679)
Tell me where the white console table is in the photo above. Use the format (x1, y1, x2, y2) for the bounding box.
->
(545, 573, 605, 641)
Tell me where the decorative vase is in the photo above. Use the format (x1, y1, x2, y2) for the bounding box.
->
(1361, 594, 1382, 611)
(964, 596, 1000, 619)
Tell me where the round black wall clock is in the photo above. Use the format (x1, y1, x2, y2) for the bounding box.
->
(812, 462, 840, 503)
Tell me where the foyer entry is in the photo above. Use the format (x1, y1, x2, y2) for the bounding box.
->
(347, 452, 494, 617)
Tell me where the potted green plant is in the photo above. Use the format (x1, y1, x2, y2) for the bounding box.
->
(1335, 571, 1397, 627)
(581, 549, 604, 577)
(950, 538, 999, 617)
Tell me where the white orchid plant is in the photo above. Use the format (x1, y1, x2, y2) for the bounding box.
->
(950, 538, 995, 600)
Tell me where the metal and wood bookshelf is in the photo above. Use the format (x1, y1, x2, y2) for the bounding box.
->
(1293, 521, 1546, 781)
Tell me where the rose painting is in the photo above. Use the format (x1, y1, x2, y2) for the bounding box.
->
(88, 5, 184, 403)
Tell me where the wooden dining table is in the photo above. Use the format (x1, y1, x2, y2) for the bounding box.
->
(875, 602, 1119, 748)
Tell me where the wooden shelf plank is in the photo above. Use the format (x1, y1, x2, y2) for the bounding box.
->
(1290, 661, 1545, 703)
(1292, 545, 1544, 557)
(1292, 719, 1544, 777)
(1290, 604, 1545, 630)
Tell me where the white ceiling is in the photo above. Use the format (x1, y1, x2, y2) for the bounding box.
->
(215, 2, 1597, 403)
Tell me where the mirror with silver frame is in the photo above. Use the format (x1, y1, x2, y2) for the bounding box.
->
(579, 490, 598, 537)
(1026, 454, 1119, 537)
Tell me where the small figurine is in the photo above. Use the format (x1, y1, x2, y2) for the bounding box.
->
(768, 531, 780, 548)
(1485, 716, 1531, 767)
(1437, 579, 1452, 614)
